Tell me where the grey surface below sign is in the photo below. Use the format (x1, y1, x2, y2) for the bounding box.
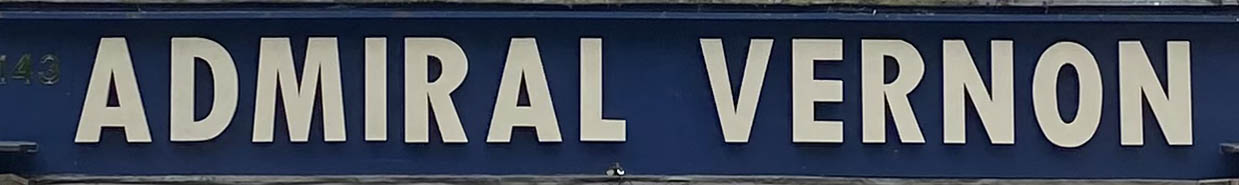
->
(0, 174, 26, 185)
(0, 0, 1235, 6)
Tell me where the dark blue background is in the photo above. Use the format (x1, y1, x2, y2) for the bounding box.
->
(0, 17, 1234, 178)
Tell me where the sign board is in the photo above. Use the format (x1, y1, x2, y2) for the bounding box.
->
(0, 10, 1233, 179)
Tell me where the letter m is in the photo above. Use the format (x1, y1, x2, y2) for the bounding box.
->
(253, 37, 347, 143)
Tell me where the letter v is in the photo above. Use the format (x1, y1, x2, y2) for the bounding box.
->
(699, 38, 773, 143)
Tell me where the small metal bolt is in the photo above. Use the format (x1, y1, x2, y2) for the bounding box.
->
(606, 162, 625, 176)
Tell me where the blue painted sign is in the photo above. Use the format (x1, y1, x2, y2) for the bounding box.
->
(0, 10, 1234, 179)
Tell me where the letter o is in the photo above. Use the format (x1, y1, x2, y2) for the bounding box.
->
(1032, 41, 1103, 148)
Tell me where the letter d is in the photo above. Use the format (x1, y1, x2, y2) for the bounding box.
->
(170, 37, 240, 142)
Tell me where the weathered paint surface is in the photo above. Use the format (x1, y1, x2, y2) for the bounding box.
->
(1, 3, 1239, 180)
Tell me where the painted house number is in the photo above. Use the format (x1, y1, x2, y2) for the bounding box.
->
(0, 54, 61, 85)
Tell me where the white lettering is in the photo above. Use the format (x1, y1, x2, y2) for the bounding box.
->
(791, 39, 844, 143)
(861, 39, 926, 144)
(365, 37, 388, 141)
(406, 37, 470, 143)
(487, 38, 562, 143)
(170, 37, 239, 142)
(1119, 41, 1193, 146)
(1033, 41, 1103, 148)
(253, 37, 347, 143)
(700, 38, 772, 143)
(75, 37, 152, 143)
(580, 38, 626, 142)
(942, 40, 1014, 145)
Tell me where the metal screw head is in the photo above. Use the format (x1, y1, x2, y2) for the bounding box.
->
(606, 162, 625, 176)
